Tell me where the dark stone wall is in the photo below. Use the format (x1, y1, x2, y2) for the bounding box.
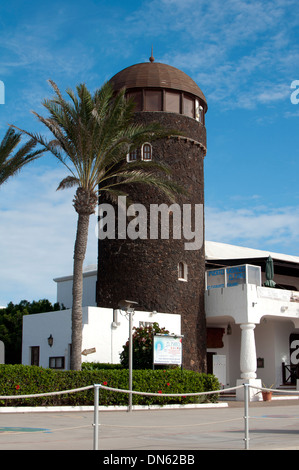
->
(97, 111, 207, 372)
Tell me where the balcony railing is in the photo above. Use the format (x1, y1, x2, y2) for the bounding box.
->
(282, 362, 299, 385)
(206, 264, 261, 290)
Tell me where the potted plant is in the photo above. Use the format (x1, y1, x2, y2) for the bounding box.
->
(261, 383, 274, 401)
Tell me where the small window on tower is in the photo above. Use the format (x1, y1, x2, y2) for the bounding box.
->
(178, 262, 188, 281)
(142, 143, 152, 161)
(127, 148, 139, 162)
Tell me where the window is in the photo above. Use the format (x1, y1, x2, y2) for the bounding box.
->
(127, 148, 138, 162)
(126, 91, 142, 111)
(49, 356, 65, 369)
(31, 346, 40, 366)
(144, 90, 162, 111)
(165, 91, 180, 113)
(178, 262, 188, 281)
(142, 143, 152, 161)
(183, 95, 195, 118)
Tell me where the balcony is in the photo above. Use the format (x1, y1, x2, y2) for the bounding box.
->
(206, 264, 261, 290)
(205, 264, 299, 325)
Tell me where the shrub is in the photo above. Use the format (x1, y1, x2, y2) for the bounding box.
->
(120, 323, 170, 369)
(0, 364, 220, 407)
(82, 362, 124, 370)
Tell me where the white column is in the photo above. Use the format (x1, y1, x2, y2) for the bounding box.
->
(240, 323, 257, 379)
(236, 322, 262, 401)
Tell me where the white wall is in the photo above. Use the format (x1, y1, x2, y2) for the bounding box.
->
(55, 270, 97, 309)
(207, 323, 241, 388)
(82, 308, 181, 364)
(207, 324, 231, 387)
(255, 319, 299, 388)
(205, 284, 299, 325)
(22, 309, 73, 368)
(22, 307, 181, 369)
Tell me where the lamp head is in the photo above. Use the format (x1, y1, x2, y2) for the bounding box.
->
(118, 300, 138, 311)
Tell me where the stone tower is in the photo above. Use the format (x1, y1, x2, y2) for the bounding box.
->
(97, 55, 208, 372)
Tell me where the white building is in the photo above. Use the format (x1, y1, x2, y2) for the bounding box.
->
(205, 241, 299, 399)
(22, 240, 299, 400)
(54, 265, 98, 309)
(22, 295, 181, 370)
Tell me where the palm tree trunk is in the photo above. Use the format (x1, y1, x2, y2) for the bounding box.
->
(70, 212, 90, 370)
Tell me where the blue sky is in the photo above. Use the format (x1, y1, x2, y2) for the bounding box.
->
(0, 0, 299, 305)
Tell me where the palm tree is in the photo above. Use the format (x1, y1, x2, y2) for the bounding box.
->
(0, 128, 43, 186)
(13, 80, 183, 370)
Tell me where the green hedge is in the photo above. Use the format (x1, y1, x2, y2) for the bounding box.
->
(82, 362, 124, 370)
(0, 364, 220, 407)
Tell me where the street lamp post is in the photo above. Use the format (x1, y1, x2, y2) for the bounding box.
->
(118, 300, 138, 412)
(128, 306, 133, 411)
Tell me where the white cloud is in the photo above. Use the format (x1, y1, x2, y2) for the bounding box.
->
(1, 0, 298, 116)
(146, 0, 299, 110)
(0, 0, 298, 305)
(1, 162, 298, 306)
(0, 164, 97, 306)
(205, 205, 299, 255)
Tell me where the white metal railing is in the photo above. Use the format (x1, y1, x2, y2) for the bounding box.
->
(1, 383, 299, 450)
(0, 385, 93, 400)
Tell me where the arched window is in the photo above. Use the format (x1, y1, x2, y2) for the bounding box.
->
(127, 148, 138, 162)
(178, 262, 188, 281)
(142, 143, 152, 161)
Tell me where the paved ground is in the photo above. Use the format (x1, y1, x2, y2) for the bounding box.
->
(1, 399, 299, 451)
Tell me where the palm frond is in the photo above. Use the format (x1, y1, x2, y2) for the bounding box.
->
(10, 78, 185, 372)
(11, 78, 184, 202)
(0, 128, 21, 164)
(99, 169, 187, 203)
(57, 176, 80, 191)
(0, 128, 44, 186)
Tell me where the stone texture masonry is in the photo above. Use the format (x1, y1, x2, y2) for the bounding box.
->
(97, 110, 207, 373)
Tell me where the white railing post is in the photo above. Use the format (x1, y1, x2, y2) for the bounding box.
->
(128, 308, 133, 412)
(93, 384, 100, 450)
(244, 383, 250, 449)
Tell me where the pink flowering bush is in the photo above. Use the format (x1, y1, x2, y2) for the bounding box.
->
(120, 323, 170, 369)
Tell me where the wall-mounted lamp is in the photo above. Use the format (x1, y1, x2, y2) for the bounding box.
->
(227, 323, 232, 335)
(112, 309, 121, 328)
(47, 334, 54, 347)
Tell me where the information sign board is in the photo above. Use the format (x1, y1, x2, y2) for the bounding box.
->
(153, 335, 183, 365)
